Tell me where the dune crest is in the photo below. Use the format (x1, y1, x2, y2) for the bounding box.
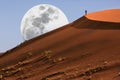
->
(86, 9, 120, 22)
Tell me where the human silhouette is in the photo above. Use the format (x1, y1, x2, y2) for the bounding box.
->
(85, 10, 87, 15)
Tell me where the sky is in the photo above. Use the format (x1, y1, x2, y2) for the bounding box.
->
(0, 0, 120, 52)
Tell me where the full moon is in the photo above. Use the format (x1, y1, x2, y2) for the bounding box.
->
(21, 4, 69, 40)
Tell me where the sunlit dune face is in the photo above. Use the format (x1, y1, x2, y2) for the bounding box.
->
(86, 9, 120, 23)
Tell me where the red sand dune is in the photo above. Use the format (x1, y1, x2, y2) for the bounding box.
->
(86, 9, 120, 22)
(0, 9, 120, 80)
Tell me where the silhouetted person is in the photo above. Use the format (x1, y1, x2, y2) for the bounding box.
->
(85, 10, 87, 15)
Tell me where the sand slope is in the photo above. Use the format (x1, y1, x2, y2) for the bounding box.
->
(0, 9, 120, 80)
(86, 9, 120, 22)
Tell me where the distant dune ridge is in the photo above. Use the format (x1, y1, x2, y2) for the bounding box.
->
(0, 9, 120, 80)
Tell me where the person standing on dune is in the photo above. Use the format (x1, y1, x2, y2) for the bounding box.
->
(85, 10, 87, 15)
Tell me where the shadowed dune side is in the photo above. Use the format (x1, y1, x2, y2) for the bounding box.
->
(0, 53, 2, 56)
(0, 53, 3, 57)
(0, 9, 120, 80)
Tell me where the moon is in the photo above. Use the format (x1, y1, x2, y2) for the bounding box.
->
(21, 4, 69, 40)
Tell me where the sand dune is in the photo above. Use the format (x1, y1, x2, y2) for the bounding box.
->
(86, 9, 120, 22)
(0, 9, 120, 80)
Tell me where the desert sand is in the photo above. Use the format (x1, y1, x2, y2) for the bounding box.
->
(0, 9, 120, 80)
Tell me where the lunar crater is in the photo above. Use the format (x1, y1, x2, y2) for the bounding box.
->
(47, 7, 55, 14)
(24, 27, 40, 40)
(39, 6, 45, 10)
(40, 13, 51, 23)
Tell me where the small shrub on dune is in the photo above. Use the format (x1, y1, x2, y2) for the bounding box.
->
(44, 50, 52, 55)
(0, 75, 3, 79)
(27, 52, 33, 56)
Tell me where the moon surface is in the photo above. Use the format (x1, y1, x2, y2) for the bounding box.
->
(21, 4, 69, 40)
